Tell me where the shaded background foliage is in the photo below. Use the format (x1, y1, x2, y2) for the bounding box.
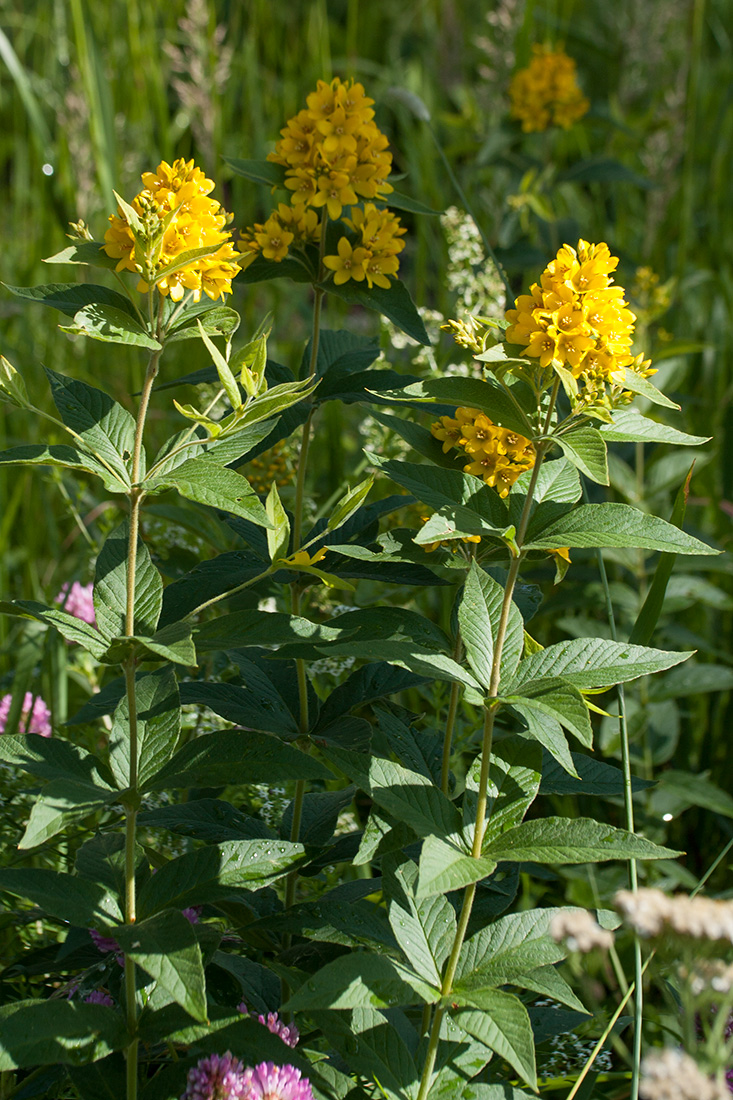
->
(0, 0, 731, 980)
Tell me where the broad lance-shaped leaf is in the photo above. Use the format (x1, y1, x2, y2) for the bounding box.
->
(323, 751, 462, 840)
(266, 481, 290, 563)
(368, 455, 510, 538)
(0, 732, 115, 787)
(18, 777, 119, 849)
(459, 561, 524, 689)
(482, 817, 680, 864)
(554, 426, 609, 485)
(508, 699, 578, 778)
(94, 520, 162, 640)
(147, 730, 329, 792)
(108, 667, 180, 790)
(505, 637, 693, 692)
(463, 737, 542, 849)
(372, 376, 533, 436)
(314, 1008, 419, 1100)
(0, 443, 127, 494)
(284, 953, 439, 1011)
(114, 910, 207, 1022)
(0, 868, 122, 926)
(600, 408, 709, 445)
(44, 367, 136, 488)
(147, 457, 272, 527)
(60, 303, 161, 350)
(416, 834, 498, 899)
(0, 1001, 127, 1071)
(452, 988, 537, 1091)
(194, 609, 345, 651)
(525, 502, 715, 554)
(318, 639, 482, 695)
(455, 906, 582, 986)
(0, 599, 108, 658)
(4, 280, 136, 318)
(387, 862, 456, 985)
(323, 276, 430, 346)
(98, 621, 196, 668)
(500, 677, 593, 748)
(137, 839, 305, 917)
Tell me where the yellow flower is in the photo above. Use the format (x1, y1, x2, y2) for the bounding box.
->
(323, 237, 369, 284)
(103, 157, 240, 302)
(505, 239, 642, 396)
(509, 44, 589, 133)
(430, 409, 535, 498)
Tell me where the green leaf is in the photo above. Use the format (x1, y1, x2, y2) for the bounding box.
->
(482, 816, 680, 864)
(326, 751, 462, 840)
(599, 409, 709, 445)
(0, 1001, 126, 1070)
(368, 410, 463, 469)
(387, 189, 443, 215)
(167, 306, 241, 343)
(179, 675, 299, 738)
(315, 1008, 419, 1100)
(0, 598, 108, 658)
(43, 239, 118, 269)
(520, 965, 589, 1014)
(323, 276, 430, 345)
(60, 303, 161, 350)
(650, 769, 733, 820)
(0, 443, 124, 493)
(629, 467, 692, 646)
(455, 906, 573, 986)
(195, 320, 241, 408)
(139, 799, 272, 843)
(622, 369, 680, 410)
(453, 988, 537, 1090)
(147, 456, 272, 527)
(326, 476, 375, 534)
(501, 678, 593, 748)
(373, 376, 533, 436)
(232, 375, 320, 429)
(0, 868, 122, 926)
(68, 1055, 126, 1100)
(557, 156, 652, 188)
(459, 562, 524, 689)
(147, 729, 328, 791)
(507, 637, 692, 691)
(539, 751, 654, 796)
(525, 502, 715, 554)
(222, 155, 286, 187)
(94, 521, 162, 639)
(114, 910, 207, 1022)
(285, 953, 439, 1011)
(0, 732, 114, 787)
(193, 609, 343, 652)
(320, 640, 482, 693)
(554, 426, 609, 485)
(108, 668, 180, 790)
(370, 457, 509, 537)
(137, 840, 304, 917)
(4, 280, 137, 318)
(463, 737, 542, 849)
(266, 481, 290, 562)
(507, 701, 578, 777)
(387, 862, 456, 985)
(416, 835, 498, 898)
(44, 367, 136, 488)
(18, 777, 118, 849)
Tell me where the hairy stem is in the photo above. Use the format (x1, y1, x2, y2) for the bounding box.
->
(123, 350, 160, 1100)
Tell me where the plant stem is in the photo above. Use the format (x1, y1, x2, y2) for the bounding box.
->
(595, 542, 643, 1100)
(123, 349, 160, 1100)
(440, 636, 464, 795)
(416, 435, 550, 1100)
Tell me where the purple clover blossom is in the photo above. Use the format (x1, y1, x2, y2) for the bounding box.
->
(84, 989, 114, 1007)
(183, 906, 203, 924)
(237, 1003, 299, 1048)
(181, 1051, 249, 1100)
(240, 1062, 313, 1100)
(55, 581, 96, 627)
(0, 692, 52, 737)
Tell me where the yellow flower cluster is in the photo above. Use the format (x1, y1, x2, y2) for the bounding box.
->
(509, 45, 589, 133)
(431, 407, 535, 498)
(239, 77, 405, 288)
(323, 204, 406, 289)
(104, 158, 240, 302)
(505, 240, 642, 385)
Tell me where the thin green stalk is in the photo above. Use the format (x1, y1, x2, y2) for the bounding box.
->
(123, 348, 161, 1100)
(439, 638, 464, 796)
(184, 567, 273, 620)
(416, 431, 552, 1100)
(594, 540, 643, 1100)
